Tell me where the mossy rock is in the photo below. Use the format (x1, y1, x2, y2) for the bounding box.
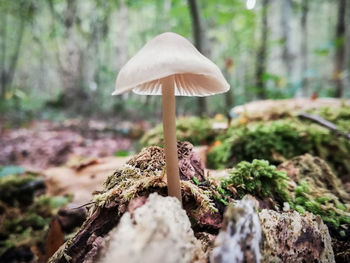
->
(207, 112, 350, 177)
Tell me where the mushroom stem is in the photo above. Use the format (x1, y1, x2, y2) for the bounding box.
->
(161, 75, 182, 203)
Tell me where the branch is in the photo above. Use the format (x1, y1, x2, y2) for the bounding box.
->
(298, 112, 350, 139)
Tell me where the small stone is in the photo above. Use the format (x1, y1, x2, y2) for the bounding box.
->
(282, 202, 290, 212)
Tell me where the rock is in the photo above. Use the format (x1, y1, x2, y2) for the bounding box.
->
(211, 195, 335, 263)
(259, 209, 335, 263)
(210, 196, 262, 263)
(98, 193, 206, 263)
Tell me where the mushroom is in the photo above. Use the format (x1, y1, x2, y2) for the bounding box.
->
(113, 32, 229, 202)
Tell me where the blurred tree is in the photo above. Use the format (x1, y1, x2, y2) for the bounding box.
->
(187, 0, 209, 115)
(224, 58, 234, 110)
(48, 0, 85, 108)
(300, 0, 309, 95)
(281, 0, 297, 95)
(0, 0, 35, 101)
(255, 0, 269, 99)
(47, 0, 114, 111)
(333, 0, 346, 97)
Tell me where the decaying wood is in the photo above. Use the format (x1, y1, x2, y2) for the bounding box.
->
(49, 142, 220, 263)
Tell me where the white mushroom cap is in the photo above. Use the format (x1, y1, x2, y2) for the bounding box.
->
(113, 32, 230, 97)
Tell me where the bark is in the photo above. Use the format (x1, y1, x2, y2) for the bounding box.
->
(187, 0, 209, 116)
(334, 0, 346, 98)
(300, 0, 309, 95)
(255, 0, 269, 99)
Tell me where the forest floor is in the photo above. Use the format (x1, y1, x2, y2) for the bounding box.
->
(1, 98, 350, 263)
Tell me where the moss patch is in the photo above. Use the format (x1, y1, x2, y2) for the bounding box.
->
(207, 117, 350, 177)
(212, 157, 350, 229)
(141, 117, 220, 147)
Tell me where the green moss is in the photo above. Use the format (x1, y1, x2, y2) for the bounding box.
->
(192, 177, 200, 185)
(290, 180, 350, 227)
(207, 117, 350, 177)
(219, 159, 291, 205)
(295, 205, 306, 214)
(213, 158, 350, 228)
(141, 117, 219, 146)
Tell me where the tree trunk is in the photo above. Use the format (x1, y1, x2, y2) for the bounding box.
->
(223, 62, 234, 110)
(7, 17, 26, 90)
(116, 0, 128, 71)
(0, 13, 8, 100)
(334, 0, 346, 98)
(255, 0, 269, 99)
(48, 0, 88, 109)
(300, 0, 309, 95)
(0, 12, 26, 101)
(281, 0, 297, 95)
(187, 0, 209, 116)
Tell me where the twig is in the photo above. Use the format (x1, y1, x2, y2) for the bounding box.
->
(298, 112, 350, 139)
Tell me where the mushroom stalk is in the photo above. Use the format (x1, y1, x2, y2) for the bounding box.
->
(161, 75, 182, 203)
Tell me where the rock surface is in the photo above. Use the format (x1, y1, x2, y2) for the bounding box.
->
(211, 197, 261, 263)
(98, 193, 206, 263)
(259, 209, 335, 263)
(211, 196, 335, 263)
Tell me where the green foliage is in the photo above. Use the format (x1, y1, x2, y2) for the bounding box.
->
(141, 117, 219, 146)
(219, 159, 291, 204)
